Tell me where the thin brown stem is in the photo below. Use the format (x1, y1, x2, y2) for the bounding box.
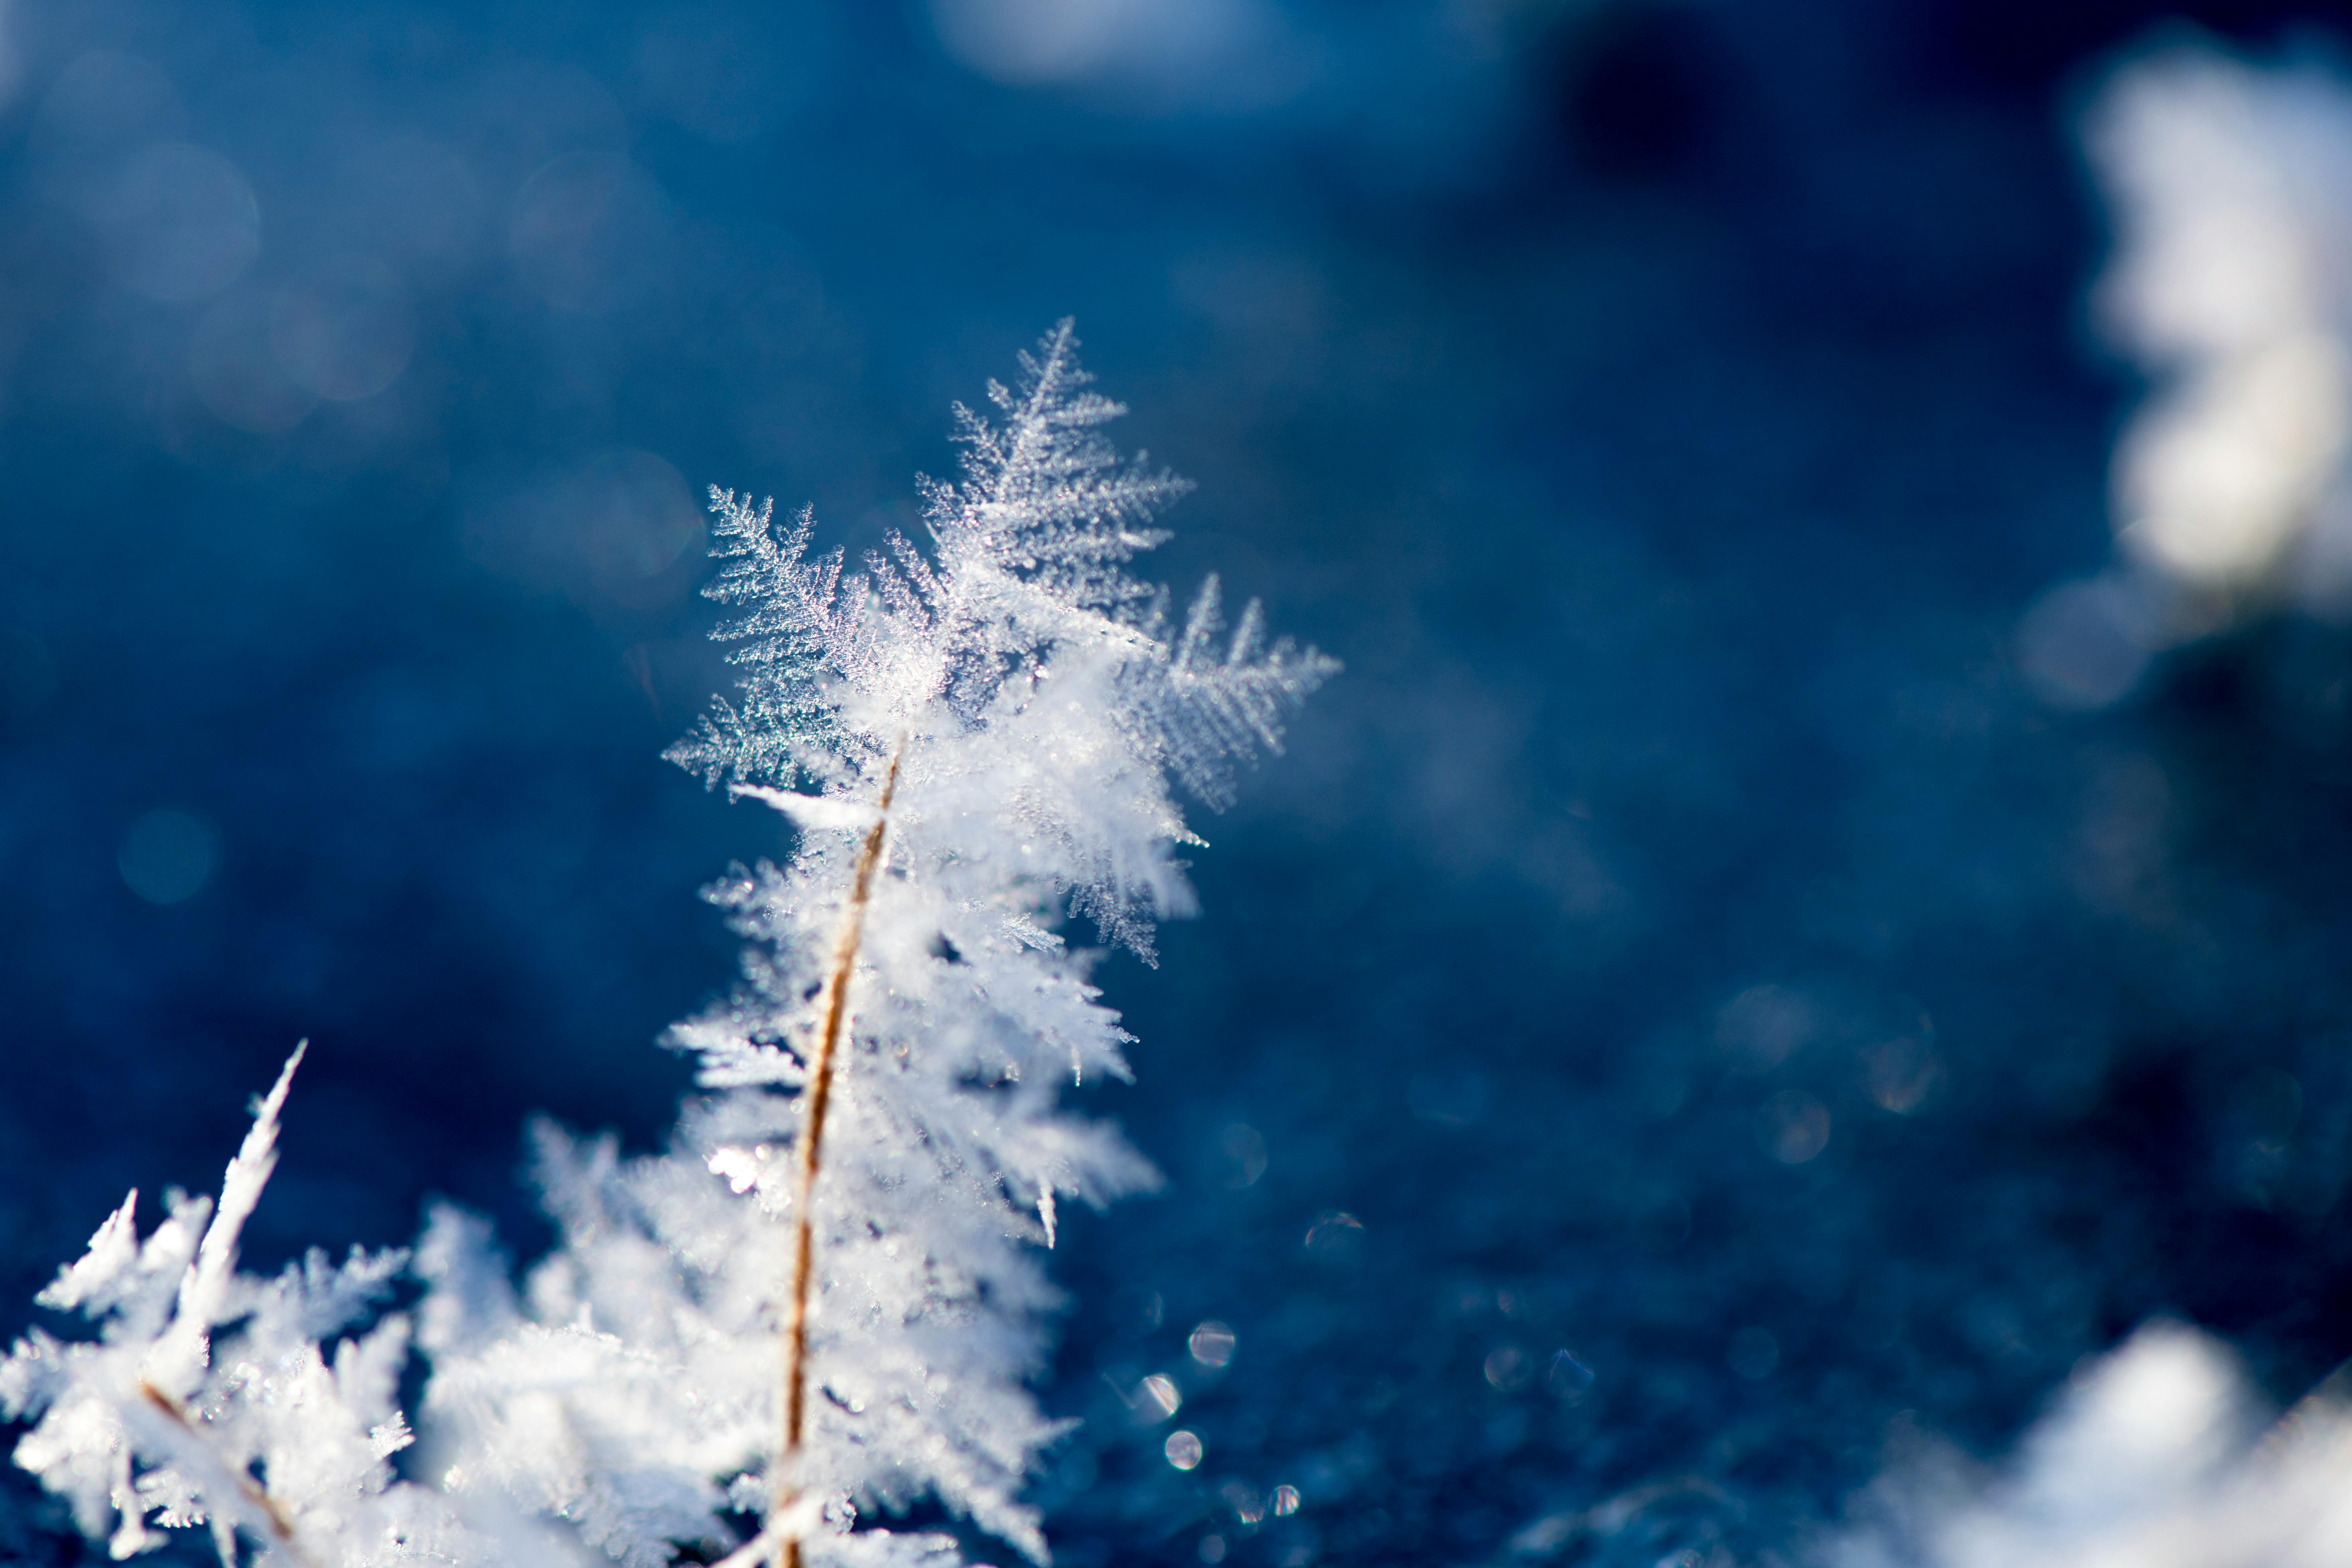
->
(776, 744, 903, 1568)
(138, 1378, 310, 1566)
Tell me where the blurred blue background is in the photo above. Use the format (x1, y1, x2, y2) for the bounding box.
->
(6, 0, 2352, 1563)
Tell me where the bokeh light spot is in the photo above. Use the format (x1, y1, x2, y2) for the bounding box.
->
(118, 808, 220, 905)
(465, 449, 702, 612)
(1303, 1211, 1363, 1260)
(932, 0, 1134, 86)
(1137, 1373, 1181, 1422)
(271, 265, 413, 402)
(1220, 1122, 1266, 1186)
(1757, 1090, 1830, 1165)
(1716, 984, 1816, 1068)
(190, 290, 317, 434)
(1864, 1036, 1946, 1115)
(509, 151, 668, 314)
(90, 142, 259, 302)
(1727, 1326, 1779, 1380)
(1483, 1345, 1532, 1392)
(2016, 576, 2160, 711)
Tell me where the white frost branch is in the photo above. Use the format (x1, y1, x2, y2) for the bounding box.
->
(421, 323, 1331, 1568)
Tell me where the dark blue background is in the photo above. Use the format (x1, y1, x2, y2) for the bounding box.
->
(5, 1, 2351, 1563)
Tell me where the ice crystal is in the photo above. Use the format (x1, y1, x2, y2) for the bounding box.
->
(0, 1045, 486, 1566)
(419, 322, 1334, 1567)
(8, 324, 1327, 1568)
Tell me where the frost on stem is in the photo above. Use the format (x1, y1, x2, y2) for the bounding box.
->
(0, 1045, 487, 1567)
(421, 322, 1334, 1568)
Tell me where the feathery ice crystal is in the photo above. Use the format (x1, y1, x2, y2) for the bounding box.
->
(425, 320, 1333, 1567)
(0, 1044, 485, 1566)
(3, 323, 1329, 1568)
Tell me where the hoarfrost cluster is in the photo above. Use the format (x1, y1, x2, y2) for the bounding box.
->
(2, 324, 1332, 1568)
(0, 1045, 489, 1567)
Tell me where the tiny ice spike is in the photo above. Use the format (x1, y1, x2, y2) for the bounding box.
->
(0, 1044, 489, 1567)
(420, 322, 1334, 1568)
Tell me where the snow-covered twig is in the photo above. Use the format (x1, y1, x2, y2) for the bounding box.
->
(418, 322, 1334, 1568)
(777, 741, 902, 1568)
(3, 1045, 485, 1567)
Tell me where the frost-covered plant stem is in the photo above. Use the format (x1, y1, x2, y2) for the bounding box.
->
(8, 325, 1328, 1568)
(4, 1043, 481, 1567)
(137, 1378, 308, 1557)
(777, 742, 902, 1568)
(398, 324, 1330, 1568)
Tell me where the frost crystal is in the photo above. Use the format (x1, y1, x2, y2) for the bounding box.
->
(419, 322, 1334, 1567)
(0, 1044, 487, 1567)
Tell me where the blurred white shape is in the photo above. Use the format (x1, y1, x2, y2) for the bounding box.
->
(2092, 56, 2332, 364)
(271, 263, 413, 401)
(509, 151, 668, 313)
(118, 807, 220, 905)
(931, 0, 1304, 110)
(2060, 41, 2352, 669)
(704, 1145, 759, 1194)
(2116, 332, 2349, 584)
(190, 289, 317, 433)
(1832, 1321, 2352, 1568)
(2011, 1322, 2244, 1519)
(87, 142, 260, 302)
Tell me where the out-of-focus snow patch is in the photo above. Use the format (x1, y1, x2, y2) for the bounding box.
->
(2092, 45, 2352, 597)
(1832, 1322, 2352, 1568)
(2030, 38, 2352, 706)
